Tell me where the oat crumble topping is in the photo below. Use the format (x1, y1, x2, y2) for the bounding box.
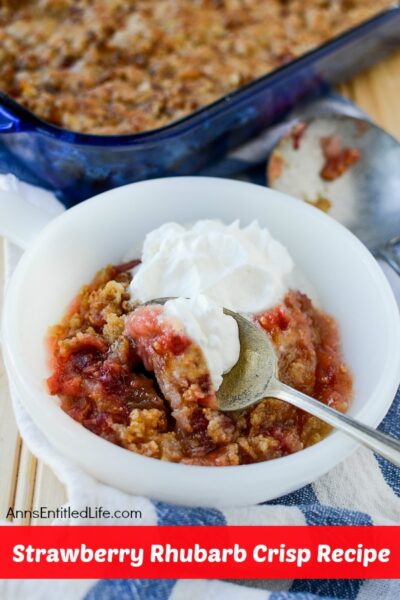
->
(0, 0, 393, 134)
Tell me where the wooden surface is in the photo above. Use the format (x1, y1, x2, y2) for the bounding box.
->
(1, 50, 400, 524)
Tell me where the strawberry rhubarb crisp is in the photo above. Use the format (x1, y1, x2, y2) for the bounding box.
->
(47, 220, 352, 466)
(0, 0, 393, 134)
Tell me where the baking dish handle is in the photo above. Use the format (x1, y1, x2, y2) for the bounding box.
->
(0, 190, 55, 250)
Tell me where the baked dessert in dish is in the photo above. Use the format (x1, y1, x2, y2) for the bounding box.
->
(0, 0, 393, 135)
(47, 220, 352, 466)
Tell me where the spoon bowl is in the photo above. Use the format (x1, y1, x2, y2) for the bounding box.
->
(216, 309, 277, 411)
(268, 114, 400, 273)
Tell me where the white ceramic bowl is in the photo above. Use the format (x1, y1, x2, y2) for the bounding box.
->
(2, 177, 400, 507)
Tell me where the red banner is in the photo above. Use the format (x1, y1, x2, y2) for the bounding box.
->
(0, 526, 398, 579)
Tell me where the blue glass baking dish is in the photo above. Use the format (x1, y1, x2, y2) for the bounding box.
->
(0, 6, 400, 207)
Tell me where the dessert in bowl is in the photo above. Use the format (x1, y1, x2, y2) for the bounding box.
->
(46, 220, 352, 466)
(2, 177, 400, 506)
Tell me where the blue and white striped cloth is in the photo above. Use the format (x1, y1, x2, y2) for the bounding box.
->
(1, 94, 399, 600)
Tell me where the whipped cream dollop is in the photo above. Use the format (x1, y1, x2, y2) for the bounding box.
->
(126, 219, 315, 390)
(128, 220, 295, 313)
(162, 295, 240, 390)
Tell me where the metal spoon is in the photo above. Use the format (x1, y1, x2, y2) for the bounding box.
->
(148, 299, 400, 466)
(267, 114, 400, 274)
(218, 309, 400, 467)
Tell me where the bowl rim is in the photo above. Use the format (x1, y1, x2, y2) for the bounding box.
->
(2, 177, 400, 500)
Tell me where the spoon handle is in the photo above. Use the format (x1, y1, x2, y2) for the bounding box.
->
(269, 379, 400, 467)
